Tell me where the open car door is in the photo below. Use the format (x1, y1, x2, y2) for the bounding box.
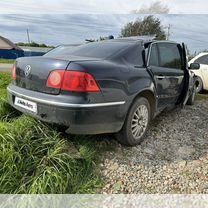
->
(181, 43, 195, 107)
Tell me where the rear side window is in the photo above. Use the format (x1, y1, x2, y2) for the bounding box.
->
(194, 55, 208, 65)
(158, 43, 182, 69)
(149, 44, 159, 66)
(123, 45, 143, 66)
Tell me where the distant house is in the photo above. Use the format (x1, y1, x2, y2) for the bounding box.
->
(0, 36, 24, 59)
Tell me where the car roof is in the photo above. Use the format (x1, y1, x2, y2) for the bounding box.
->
(110, 36, 156, 44)
(59, 44, 82, 47)
(108, 36, 178, 48)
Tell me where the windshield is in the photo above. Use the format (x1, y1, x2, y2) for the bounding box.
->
(44, 41, 132, 59)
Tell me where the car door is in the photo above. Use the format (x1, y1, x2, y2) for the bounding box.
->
(194, 54, 208, 90)
(147, 42, 185, 108)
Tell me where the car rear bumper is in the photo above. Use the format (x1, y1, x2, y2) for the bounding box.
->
(7, 84, 126, 134)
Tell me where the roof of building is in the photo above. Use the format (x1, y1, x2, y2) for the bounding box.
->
(0, 36, 23, 51)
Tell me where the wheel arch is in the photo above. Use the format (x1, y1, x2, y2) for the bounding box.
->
(116, 89, 157, 146)
(134, 90, 157, 119)
(125, 89, 157, 121)
(194, 75, 204, 92)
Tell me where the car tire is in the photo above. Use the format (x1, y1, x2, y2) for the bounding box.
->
(116, 97, 151, 146)
(187, 84, 197, 105)
(195, 76, 203, 93)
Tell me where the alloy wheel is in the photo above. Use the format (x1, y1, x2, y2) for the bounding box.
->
(131, 104, 149, 140)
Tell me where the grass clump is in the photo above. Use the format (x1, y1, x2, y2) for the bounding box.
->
(0, 72, 11, 88)
(0, 72, 11, 99)
(0, 98, 20, 121)
(0, 116, 102, 194)
(0, 72, 103, 194)
(0, 59, 15, 64)
(0, 73, 20, 121)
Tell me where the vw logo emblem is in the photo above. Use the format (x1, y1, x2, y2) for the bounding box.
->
(24, 65, 32, 77)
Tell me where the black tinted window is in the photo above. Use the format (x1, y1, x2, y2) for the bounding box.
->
(194, 55, 208, 65)
(45, 41, 132, 59)
(158, 43, 182, 69)
(149, 44, 159, 66)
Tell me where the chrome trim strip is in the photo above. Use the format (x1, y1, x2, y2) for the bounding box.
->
(155, 75, 166, 79)
(155, 75, 184, 79)
(7, 87, 126, 108)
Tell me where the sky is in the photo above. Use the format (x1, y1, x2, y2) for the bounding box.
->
(1, 1, 208, 54)
(1, 0, 208, 14)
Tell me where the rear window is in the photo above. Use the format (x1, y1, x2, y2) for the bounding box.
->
(44, 41, 132, 59)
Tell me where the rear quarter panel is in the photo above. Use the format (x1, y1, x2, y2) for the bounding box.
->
(67, 60, 156, 121)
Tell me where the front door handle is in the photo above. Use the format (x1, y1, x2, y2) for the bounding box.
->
(155, 75, 166, 80)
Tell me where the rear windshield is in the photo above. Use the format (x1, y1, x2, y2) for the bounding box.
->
(44, 41, 132, 59)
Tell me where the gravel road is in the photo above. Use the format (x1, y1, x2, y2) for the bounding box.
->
(100, 94, 208, 194)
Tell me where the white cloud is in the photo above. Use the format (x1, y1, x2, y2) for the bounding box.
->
(0, 0, 208, 14)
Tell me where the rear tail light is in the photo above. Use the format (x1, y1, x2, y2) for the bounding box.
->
(12, 64, 16, 80)
(47, 70, 100, 92)
(47, 70, 65, 89)
(62, 71, 100, 92)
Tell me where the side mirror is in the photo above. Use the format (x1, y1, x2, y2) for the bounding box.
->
(189, 63, 200, 70)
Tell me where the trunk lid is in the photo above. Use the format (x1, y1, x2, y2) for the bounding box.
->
(15, 57, 69, 94)
(14, 56, 99, 95)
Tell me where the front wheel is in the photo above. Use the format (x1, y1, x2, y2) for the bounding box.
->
(187, 84, 197, 105)
(116, 97, 151, 146)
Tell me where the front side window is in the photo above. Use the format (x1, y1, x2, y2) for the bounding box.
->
(158, 43, 182, 69)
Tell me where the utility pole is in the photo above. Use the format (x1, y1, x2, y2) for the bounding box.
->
(166, 24, 171, 41)
(26, 29, 30, 44)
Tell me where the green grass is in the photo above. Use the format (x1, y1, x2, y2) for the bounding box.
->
(0, 59, 15, 64)
(0, 72, 11, 99)
(0, 72, 103, 194)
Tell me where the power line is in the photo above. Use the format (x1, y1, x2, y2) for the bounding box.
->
(165, 25, 208, 44)
(183, 36, 208, 44)
(172, 26, 208, 36)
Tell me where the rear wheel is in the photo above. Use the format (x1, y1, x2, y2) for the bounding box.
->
(116, 97, 151, 146)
